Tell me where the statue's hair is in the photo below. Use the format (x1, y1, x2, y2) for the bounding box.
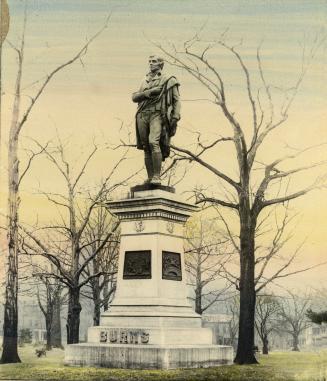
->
(149, 55, 164, 69)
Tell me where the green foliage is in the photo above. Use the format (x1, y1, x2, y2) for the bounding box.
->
(18, 328, 33, 346)
(307, 309, 327, 325)
(0, 346, 326, 381)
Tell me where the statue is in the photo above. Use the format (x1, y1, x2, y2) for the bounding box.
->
(132, 55, 181, 185)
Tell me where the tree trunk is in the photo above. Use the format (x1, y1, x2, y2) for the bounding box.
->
(262, 336, 269, 355)
(93, 301, 101, 326)
(234, 210, 258, 364)
(103, 275, 109, 311)
(66, 288, 81, 344)
(195, 286, 202, 315)
(45, 314, 52, 350)
(1, 31, 23, 363)
(92, 278, 101, 326)
(45, 288, 54, 350)
(195, 252, 202, 315)
(1, 134, 21, 364)
(0, 0, 10, 168)
(1, 257, 20, 363)
(51, 293, 63, 348)
(103, 274, 117, 312)
(91, 260, 101, 326)
(292, 334, 300, 351)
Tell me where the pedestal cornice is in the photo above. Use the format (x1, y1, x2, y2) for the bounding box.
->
(107, 189, 198, 223)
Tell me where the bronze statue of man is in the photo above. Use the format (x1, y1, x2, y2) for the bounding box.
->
(132, 55, 181, 185)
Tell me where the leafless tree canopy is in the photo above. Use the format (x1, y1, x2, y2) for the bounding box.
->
(224, 295, 239, 351)
(255, 294, 280, 354)
(2, 9, 111, 363)
(152, 30, 326, 364)
(185, 215, 234, 314)
(278, 290, 312, 352)
(19, 137, 138, 344)
(81, 206, 119, 326)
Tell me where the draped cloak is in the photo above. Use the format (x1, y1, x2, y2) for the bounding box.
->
(135, 76, 180, 160)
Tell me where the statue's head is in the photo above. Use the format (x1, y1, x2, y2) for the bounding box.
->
(148, 55, 164, 73)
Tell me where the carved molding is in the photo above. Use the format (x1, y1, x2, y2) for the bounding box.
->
(134, 220, 145, 232)
(166, 221, 174, 234)
(119, 210, 187, 222)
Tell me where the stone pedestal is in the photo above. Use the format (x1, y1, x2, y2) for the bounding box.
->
(65, 186, 233, 369)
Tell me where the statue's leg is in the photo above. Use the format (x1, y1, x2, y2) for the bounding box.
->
(149, 113, 162, 185)
(151, 152, 162, 185)
(137, 112, 152, 182)
(144, 151, 153, 183)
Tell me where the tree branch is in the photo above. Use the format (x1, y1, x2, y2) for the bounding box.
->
(171, 144, 240, 190)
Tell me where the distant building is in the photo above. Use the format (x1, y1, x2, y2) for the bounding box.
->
(304, 322, 327, 348)
(33, 329, 47, 345)
(202, 314, 236, 346)
(18, 302, 44, 331)
(0, 297, 99, 347)
(266, 330, 289, 351)
(0, 302, 44, 335)
(268, 322, 327, 351)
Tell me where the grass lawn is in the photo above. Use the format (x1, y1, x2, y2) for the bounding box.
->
(0, 346, 326, 381)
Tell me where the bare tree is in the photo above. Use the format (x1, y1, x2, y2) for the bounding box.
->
(22, 138, 138, 344)
(35, 272, 64, 350)
(12, 247, 65, 350)
(278, 291, 311, 351)
(51, 286, 64, 349)
(185, 215, 233, 314)
(224, 295, 239, 351)
(0, 0, 10, 164)
(1, 6, 111, 362)
(154, 31, 326, 363)
(255, 294, 280, 354)
(81, 206, 119, 326)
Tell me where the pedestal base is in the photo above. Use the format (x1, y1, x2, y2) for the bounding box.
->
(65, 343, 233, 369)
(64, 188, 234, 369)
(130, 183, 175, 197)
(88, 326, 213, 345)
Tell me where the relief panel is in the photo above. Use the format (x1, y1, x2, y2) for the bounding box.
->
(162, 251, 182, 281)
(123, 250, 151, 279)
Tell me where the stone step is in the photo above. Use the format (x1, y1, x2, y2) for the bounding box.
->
(65, 343, 234, 369)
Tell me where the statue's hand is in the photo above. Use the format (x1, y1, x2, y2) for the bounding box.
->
(169, 118, 178, 137)
(132, 91, 148, 102)
(143, 87, 162, 98)
(149, 86, 163, 96)
(134, 87, 163, 101)
(143, 89, 152, 98)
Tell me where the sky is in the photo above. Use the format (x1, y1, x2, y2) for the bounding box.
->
(1, 0, 327, 293)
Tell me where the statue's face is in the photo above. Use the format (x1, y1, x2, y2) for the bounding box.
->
(148, 56, 162, 73)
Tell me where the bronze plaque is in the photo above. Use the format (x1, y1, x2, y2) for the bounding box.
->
(123, 250, 151, 279)
(162, 251, 182, 281)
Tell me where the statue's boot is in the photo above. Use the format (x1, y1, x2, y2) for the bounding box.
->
(144, 154, 153, 184)
(151, 151, 162, 185)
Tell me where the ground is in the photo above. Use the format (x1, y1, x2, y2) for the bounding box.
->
(0, 346, 326, 381)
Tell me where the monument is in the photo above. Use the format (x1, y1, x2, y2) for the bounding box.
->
(64, 56, 233, 369)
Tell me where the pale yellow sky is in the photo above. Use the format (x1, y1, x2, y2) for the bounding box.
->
(1, 0, 326, 291)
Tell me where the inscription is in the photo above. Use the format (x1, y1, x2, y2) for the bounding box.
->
(162, 251, 182, 281)
(123, 250, 151, 279)
(100, 329, 150, 344)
